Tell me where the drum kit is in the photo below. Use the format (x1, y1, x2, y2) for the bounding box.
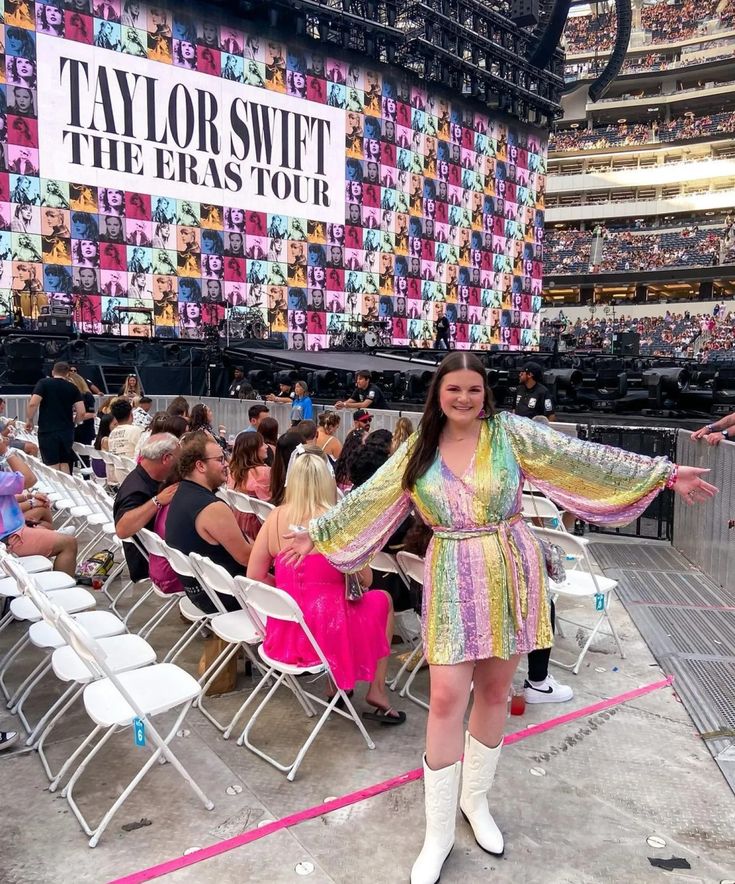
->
(329, 317, 391, 350)
(226, 304, 268, 341)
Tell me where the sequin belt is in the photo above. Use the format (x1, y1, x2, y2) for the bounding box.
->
(432, 512, 523, 540)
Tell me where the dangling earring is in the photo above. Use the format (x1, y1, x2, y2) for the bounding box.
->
(477, 409, 486, 419)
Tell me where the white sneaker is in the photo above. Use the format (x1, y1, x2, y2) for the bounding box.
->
(524, 675, 574, 704)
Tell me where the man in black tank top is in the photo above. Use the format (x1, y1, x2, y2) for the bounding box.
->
(166, 435, 252, 613)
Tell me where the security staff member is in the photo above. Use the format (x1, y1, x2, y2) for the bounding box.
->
(514, 362, 555, 420)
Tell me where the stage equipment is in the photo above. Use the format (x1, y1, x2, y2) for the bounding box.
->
(612, 332, 640, 358)
(542, 368, 583, 409)
(37, 312, 73, 334)
(396, 0, 564, 125)
(312, 370, 339, 397)
(711, 367, 735, 416)
(3, 337, 43, 385)
(528, 0, 572, 70)
(588, 0, 633, 102)
(248, 369, 274, 394)
(641, 367, 689, 410)
(405, 369, 435, 402)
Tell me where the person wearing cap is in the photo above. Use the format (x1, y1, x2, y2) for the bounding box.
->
(352, 409, 373, 432)
(336, 369, 387, 411)
(515, 362, 555, 421)
(267, 380, 295, 405)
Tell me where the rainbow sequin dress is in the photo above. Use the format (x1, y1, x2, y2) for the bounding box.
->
(310, 413, 674, 666)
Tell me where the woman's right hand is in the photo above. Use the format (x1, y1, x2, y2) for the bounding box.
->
(281, 529, 315, 566)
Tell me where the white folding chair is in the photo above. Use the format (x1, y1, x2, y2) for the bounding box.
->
(249, 498, 275, 524)
(133, 529, 188, 642)
(521, 493, 568, 530)
(159, 541, 213, 663)
(391, 552, 428, 710)
(0, 555, 123, 732)
(17, 579, 155, 785)
(372, 551, 420, 645)
(532, 527, 625, 674)
(49, 605, 213, 847)
(233, 577, 375, 781)
(188, 553, 263, 732)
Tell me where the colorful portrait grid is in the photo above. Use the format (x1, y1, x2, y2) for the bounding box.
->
(0, 0, 547, 349)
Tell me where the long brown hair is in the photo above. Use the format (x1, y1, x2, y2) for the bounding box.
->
(230, 431, 265, 488)
(402, 352, 494, 491)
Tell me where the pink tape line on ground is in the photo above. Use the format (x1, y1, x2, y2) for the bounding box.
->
(109, 676, 673, 884)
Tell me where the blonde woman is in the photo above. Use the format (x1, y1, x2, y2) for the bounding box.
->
(391, 416, 414, 454)
(316, 410, 342, 461)
(119, 374, 141, 400)
(247, 448, 405, 723)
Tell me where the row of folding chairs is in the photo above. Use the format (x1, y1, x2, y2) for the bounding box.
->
(72, 442, 136, 486)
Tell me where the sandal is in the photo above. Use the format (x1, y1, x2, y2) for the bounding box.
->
(362, 706, 407, 726)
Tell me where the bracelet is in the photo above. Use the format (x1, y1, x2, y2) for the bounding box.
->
(665, 464, 679, 490)
(723, 429, 729, 440)
(152, 495, 163, 509)
(706, 424, 715, 433)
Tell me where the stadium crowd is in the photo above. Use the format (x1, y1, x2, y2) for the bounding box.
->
(542, 306, 735, 358)
(544, 226, 725, 275)
(563, 0, 731, 54)
(550, 111, 735, 153)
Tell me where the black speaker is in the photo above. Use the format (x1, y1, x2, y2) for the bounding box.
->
(529, 0, 572, 69)
(613, 332, 639, 357)
(509, 0, 539, 27)
(588, 0, 633, 102)
(37, 316, 73, 334)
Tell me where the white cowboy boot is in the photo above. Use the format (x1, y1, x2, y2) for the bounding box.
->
(459, 732, 504, 855)
(410, 756, 461, 884)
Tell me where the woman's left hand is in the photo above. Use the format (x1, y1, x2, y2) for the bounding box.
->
(672, 466, 718, 505)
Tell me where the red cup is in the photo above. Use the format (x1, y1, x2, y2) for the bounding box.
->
(510, 691, 526, 716)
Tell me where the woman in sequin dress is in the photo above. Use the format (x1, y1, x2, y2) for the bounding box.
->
(284, 352, 715, 884)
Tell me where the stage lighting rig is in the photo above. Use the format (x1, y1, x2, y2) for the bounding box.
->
(711, 367, 735, 416)
(395, 0, 564, 125)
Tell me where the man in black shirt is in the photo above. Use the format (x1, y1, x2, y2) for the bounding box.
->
(166, 434, 252, 613)
(336, 369, 387, 411)
(228, 367, 254, 399)
(113, 433, 181, 582)
(25, 362, 85, 471)
(514, 362, 555, 421)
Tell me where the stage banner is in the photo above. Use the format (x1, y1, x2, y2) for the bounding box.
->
(36, 34, 345, 222)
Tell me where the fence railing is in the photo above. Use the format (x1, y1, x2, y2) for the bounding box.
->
(673, 432, 735, 591)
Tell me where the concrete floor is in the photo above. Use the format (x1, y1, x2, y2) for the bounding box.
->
(1, 543, 735, 884)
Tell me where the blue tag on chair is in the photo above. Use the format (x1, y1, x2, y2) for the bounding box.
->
(133, 717, 146, 747)
(594, 593, 605, 611)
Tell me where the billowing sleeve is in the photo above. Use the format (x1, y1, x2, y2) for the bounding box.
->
(0, 472, 25, 495)
(309, 437, 413, 572)
(501, 413, 675, 527)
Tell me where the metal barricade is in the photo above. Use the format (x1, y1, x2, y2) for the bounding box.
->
(674, 432, 735, 591)
(577, 423, 678, 541)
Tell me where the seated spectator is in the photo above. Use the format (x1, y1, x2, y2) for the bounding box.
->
(0, 437, 77, 575)
(241, 403, 269, 434)
(133, 396, 153, 428)
(189, 403, 228, 450)
(106, 399, 145, 485)
(228, 431, 271, 538)
(247, 449, 405, 723)
(295, 420, 317, 443)
(166, 434, 252, 613)
(134, 412, 188, 458)
(93, 413, 116, 479)
(269, 431, 303, 505)
(167, 396, 190, 421)
(316, 410, 342, 462)
(113, 433, 181, 586)
(0, 397, 38, 456)
(352, 408, 373, 433)
(258, 416, 279, 466)
(334, 426, 368, 492)
(391, 416, 414, 453)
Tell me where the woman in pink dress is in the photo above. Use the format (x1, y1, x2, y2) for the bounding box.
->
(228, 432, 271, 539)
(246, 448, 405, 722)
